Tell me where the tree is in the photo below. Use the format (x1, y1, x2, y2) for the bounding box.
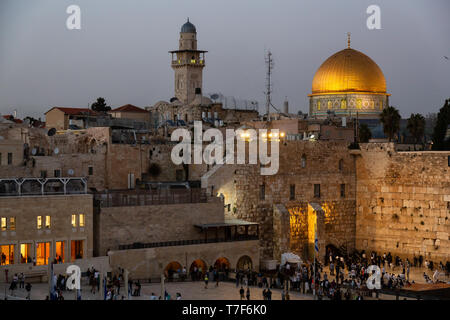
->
(91, 97, 111, 112)
(406, 113, 425, 145)
(358, 123, 372, 143)
(380, 106, 401, 142)
(432, 99, 450, 150)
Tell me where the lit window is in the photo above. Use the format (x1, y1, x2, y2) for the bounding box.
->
(79, 214, 85, 227)
(0, 244, 14, 265)
(9, 217, 15, 231)
(1, 217, 6, 231)
(317, 101, 321, 111)
(20, 243, 31, 264)
(72, 214, 77, 227)
(37, 216, 42, 229)
(191, 59, 196, 64)
(45, 216, 51, 229)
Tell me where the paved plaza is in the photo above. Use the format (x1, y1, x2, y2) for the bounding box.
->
(0, 266, 447, 301)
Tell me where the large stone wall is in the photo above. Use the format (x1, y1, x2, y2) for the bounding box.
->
(204, 140, 357, 262)
(96, 197, 225, 255)
(355, 143, 450, 262)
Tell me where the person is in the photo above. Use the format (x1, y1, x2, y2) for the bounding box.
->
(239, 286, 245, 300)
(216, 274, 220, 287)
(204, 274, 209, 289)
(281, 290, 285, 300)
(262, 288, 267, 300)
(25, 283, 32, 300)
(267, 288, 272, 300)
(285, 291, 290, 300)
(176, 293, 182, 300)
(9, 279, 17, 296)
(150, 292, 158, 300)
(246, 287, 250, 300)
(18, 273, 24, 289)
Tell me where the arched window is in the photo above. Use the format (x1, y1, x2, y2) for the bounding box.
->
(301, 154, 306, 168)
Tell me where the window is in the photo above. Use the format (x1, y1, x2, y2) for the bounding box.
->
(40, 170, 47, 178)
(448, 156, 450, 167)
(55, 241, 65, 263)
(36, 242, 50, 265)
(314, 184, 321, 198)
(72, 214, 77, 227)
(290, 184, 295, 200)
(301, 154, 306, 168)
(260, 184, 265, 200)
(1, 217, 7, 231)
(79, 214, 85, 227)
(45, 216, 51, 229)
(9, 217, 15, 231)
(37, 216, 42, 229)
(340, 184, 346, 198)
(0, 153, 2, 165)
(339, 159, 344, 172)
(54, 169, 61, 177)
(7, 153, 12, 165)
(20, 243, 31, 263)
(0, 244, 14, 265)
(71, 240, 84, 261)
(88, 166, 93, 176)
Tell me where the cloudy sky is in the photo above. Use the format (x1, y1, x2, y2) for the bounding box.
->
(0, 0, 449, 119)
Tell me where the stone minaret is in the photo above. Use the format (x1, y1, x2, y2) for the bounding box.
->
(170, 19, 207, 104)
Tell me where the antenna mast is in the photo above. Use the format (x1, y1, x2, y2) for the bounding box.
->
(265, 51, 274, 118)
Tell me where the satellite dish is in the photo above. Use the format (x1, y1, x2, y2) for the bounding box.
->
(47, 128, 56, 137)
(54, 147, 59, 155)
(210, 94, 219, 101)
(68, 169, 74, 176)
(31, 148, 37, 156)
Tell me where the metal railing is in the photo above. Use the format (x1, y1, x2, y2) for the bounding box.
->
(0, 177, 88, 197)
(118, 235, 259, 251)
(94, 188, 207, 207)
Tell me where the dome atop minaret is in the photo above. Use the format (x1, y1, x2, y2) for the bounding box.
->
(181, 18, 196, 33)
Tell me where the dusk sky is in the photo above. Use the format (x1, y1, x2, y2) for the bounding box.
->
(0, 0, 449, 119)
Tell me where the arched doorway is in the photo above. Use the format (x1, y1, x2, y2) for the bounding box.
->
(325, 244, 343, 266)
(189, 259, 207, 281)
(214, 257, 230, 271)
(236, 255, 253, 271)
(164, 261, 182, 281)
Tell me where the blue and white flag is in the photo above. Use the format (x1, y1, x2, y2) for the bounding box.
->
(314, 231, 319, 253)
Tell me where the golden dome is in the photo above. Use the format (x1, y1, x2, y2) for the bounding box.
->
(311, 48, 386, 95)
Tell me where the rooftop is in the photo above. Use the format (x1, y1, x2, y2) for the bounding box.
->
(110, 104, 148, 113)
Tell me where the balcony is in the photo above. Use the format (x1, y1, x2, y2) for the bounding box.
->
(171, 59, 205, 67)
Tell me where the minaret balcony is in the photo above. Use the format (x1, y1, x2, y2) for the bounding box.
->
(171, 59, 205, 67)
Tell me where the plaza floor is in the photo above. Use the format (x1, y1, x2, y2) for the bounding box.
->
(0, 266, 447, 300)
